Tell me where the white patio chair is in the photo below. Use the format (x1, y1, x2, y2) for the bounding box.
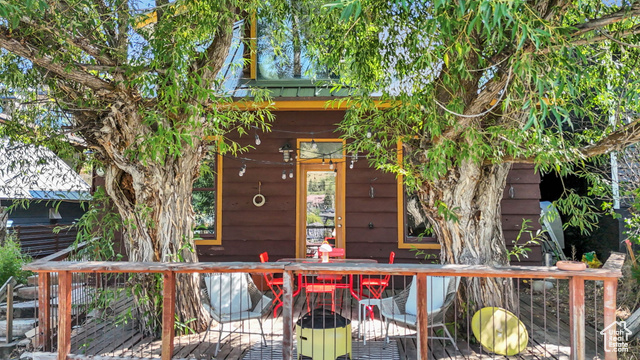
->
(202, 272, 272, 356)
(379, 275, 460, 349)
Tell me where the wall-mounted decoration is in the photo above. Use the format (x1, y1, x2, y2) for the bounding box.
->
(253, 182, 266, 207)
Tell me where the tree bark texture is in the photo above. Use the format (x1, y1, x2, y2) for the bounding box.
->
(89, 97, 210, 335)
(419, 159, 515, 310)
(0, 207, 7, 244)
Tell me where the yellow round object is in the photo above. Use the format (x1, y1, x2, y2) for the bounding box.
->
(471, 307, 528, 356)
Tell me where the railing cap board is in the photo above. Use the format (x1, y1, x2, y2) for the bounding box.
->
(22, 261, 622, 280)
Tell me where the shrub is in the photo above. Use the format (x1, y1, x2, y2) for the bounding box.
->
(0, 234, 32, 286)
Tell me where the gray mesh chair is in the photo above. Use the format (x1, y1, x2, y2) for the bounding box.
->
(202, 272, 272, 356)
(379, 275, 459, 349)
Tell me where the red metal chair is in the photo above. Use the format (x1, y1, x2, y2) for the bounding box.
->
(259, 252, 284, 317)
(359, 251, 395, 312)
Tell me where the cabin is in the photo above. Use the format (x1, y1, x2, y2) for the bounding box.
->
(0, 137, 90, 256)
(192, 20, 544, 265)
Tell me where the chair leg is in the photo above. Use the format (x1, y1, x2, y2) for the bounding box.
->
(384, 319, 391, 344)
(214, 322, 223, 356)
(440, 324, 459, 350)
(258, 319, 267, 348)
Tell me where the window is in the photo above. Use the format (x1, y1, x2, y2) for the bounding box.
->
(397, 142, 440, 249)
(193, 150, 222, 245)
(253, 14, 333, 81)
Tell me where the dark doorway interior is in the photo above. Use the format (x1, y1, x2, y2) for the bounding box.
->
(539, 171, 620, 262)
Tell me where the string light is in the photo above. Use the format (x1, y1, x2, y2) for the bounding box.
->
(376, 139, 382, 148)
(289, 169, 294, 178)
(349, 160, 354, 169)
(329, 159, 334, 170)
(282, 170, 287, 180)
(255, 133, 261, 146)
(366, 128, 372, 138)
(239, 163, 246, 176)
(311, 138, 318, 151)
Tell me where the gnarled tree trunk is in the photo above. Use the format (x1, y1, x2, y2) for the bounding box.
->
(93, 98, 210, 335)
(419, 159, 515, 310)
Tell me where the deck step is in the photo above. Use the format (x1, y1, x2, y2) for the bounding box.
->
(0, 319, 37, 338)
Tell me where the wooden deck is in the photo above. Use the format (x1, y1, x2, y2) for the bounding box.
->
(62, 287, 604, 360)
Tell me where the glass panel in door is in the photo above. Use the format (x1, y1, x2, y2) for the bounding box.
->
(305, 171, 336, 258)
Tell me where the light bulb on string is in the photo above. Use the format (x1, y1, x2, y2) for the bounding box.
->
(376, 139, 382, 148)
(322, 156, 325, 165)
(366, 128, 372, 138)
(349, 160, 354, 169)
(254, 133, 261, 146)
(289, 169, 294, 178)
(329, 159, 334, 170)
(239, 163, 246, 176)
(311, 138, 318, 151)
(282, 170, 287, 180)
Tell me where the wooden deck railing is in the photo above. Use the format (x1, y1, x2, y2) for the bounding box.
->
(23, 254, 625, 360)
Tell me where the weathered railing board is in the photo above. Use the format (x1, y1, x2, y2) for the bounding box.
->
(416, 274, 429, 360)
(58, 271, 72, 360)
(161, 272, 176, 360)
(23, 261, 623, 280)
(569, 276, 586, 360)
(604, 278, 618, 360)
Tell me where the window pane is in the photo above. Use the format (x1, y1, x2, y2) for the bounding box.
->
(193, 155, 216, 237)
(299, 142, 343, 160)
(406, 192, 432, 238)
(257, 17, 332, 80)
(193, 190, 216, 236)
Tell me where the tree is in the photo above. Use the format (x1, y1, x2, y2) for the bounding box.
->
(0, 0, 277, 334)
(285, 0, 640, 309)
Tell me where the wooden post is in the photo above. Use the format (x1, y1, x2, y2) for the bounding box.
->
(57, 271, 72, 360)
(6, 281, 13, 344)
(569, 276, 585, 360)
(38, 272, 51, 351)
(161, 271, 176, 360)
(282, 270, 294, 360)
(416, 273, 429, 360)
(603, 278, 618, 360)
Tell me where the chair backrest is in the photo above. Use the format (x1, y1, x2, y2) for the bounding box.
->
(405, 275, 457, 316)
(259, 252, 269, 263)
(329, 247, 345, 258)
(204, 273, 252, 315)
(259, 252, 276, 285)
(380, 251, 396, 283)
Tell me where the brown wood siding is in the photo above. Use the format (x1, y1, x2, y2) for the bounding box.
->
(503, 163, 543, 265)
(197, 111, 542, 265)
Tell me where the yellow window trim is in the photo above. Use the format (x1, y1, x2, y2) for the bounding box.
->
(396, 141, 441, 250)
(195, 149, 223, 246)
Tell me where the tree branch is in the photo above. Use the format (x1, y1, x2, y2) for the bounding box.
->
(434, 66, 512, 143)
(190, 6, 236, 87)
(18, 16, 117, 66)
(572, 4, 640, 36)
(0, 29, 114, 92)
(503, 117, 640, 164)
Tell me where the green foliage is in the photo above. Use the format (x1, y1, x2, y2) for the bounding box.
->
(0, 234, 32, 286)
(68, 186, 122, 262)
(508, 219, 544, 262)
